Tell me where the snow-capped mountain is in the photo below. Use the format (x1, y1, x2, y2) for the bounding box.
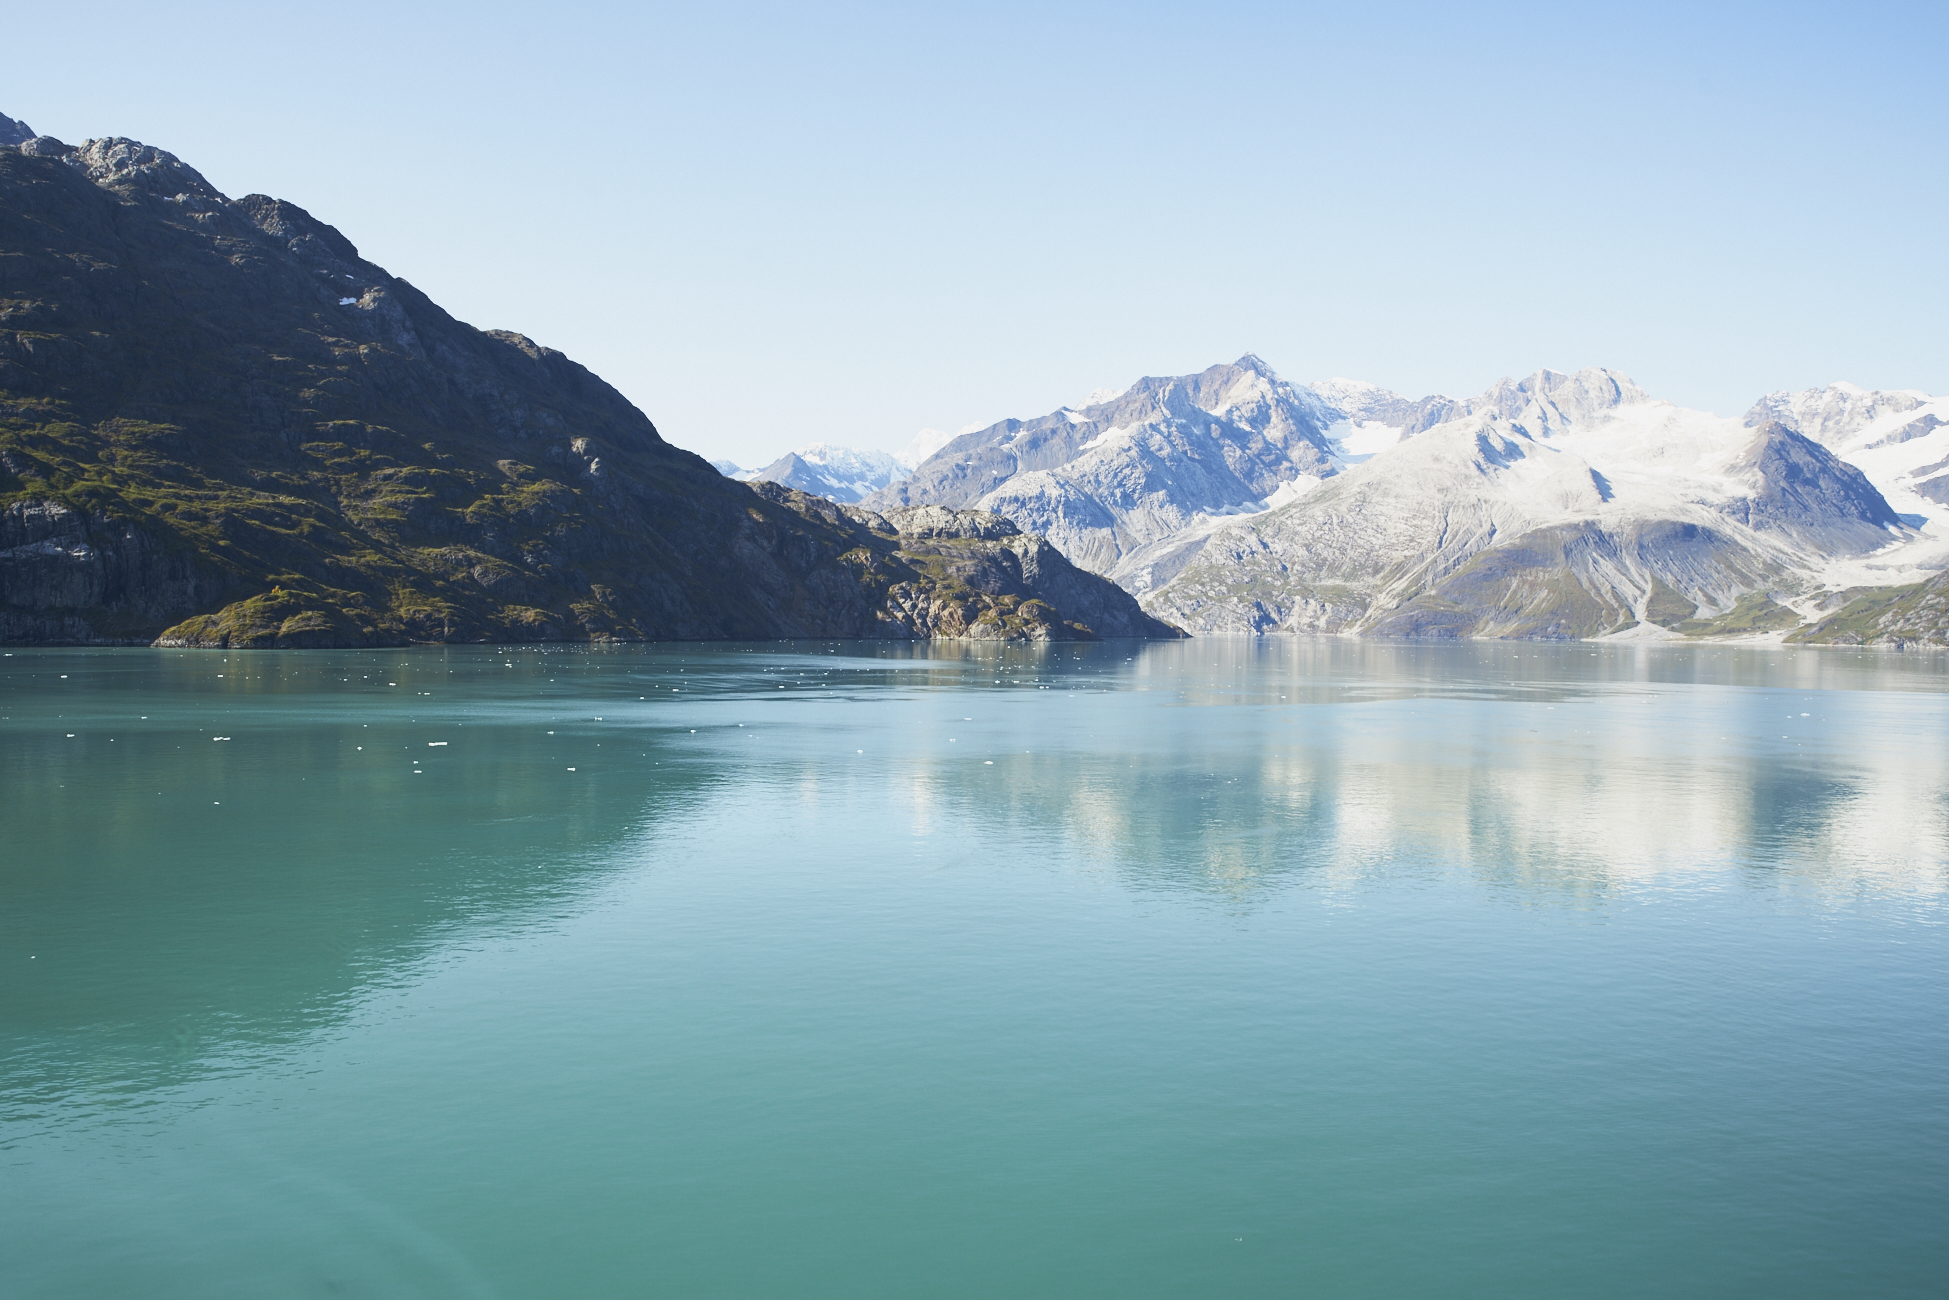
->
(864, 356, 1353, 579)
(742, 443, 908, 503)
(1144, 368, 1942, 640)
(1746, 382, 1949, 514)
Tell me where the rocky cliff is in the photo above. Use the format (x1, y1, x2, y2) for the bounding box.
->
(0, 121, 1176, 646)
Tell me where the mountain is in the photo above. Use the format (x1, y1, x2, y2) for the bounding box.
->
(1745, 381, 1949, 514)
(864, 356, 1356, 584)
(0, 120, 1175, 646)
(742, 443, 907, 503)
(1143, 368, 1936, 640)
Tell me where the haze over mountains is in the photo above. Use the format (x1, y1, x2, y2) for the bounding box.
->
(715, 444, 909, 504)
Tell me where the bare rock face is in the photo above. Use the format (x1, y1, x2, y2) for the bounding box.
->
(1728, 422, 1900, 543)
(0, 499, 226, 642)
(0, 113, 32, 148)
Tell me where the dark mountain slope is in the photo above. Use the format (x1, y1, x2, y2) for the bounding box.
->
(0, 129, 1175, 645)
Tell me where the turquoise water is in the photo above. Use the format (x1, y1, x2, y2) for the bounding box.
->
(2, 639, 1946, 1298)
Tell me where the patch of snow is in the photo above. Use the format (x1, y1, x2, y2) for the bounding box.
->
(1335, 420, 1403, 460)
(1261, 476, 1323, 510)
(1078, 426, 1129, 453)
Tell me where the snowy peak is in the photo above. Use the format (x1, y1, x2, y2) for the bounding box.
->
(1309, 377, 1414, 423)
(1143, 387, 1922, 642)
(789, 442, 902, 474)
(744, 443, 909, 503)
(1306, 366, 1646, 450)
(863, 355, 1350, 580)
(1471, 367, 1649, 434)
(1745, 382, 1935, 449)
(1745, 381, 1949, 518)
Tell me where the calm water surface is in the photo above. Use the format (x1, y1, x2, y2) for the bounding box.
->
(2, 639, 1946, 1298)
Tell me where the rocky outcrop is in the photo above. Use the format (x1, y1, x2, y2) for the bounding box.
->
(741, 485, 1182, 641)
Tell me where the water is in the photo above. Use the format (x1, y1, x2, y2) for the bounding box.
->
(2, 639, 1946, 1298)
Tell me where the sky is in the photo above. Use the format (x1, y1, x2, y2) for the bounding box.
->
(7, 1, 1947, 468)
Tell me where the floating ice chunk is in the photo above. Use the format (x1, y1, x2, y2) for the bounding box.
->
(428, 741, 447, 746)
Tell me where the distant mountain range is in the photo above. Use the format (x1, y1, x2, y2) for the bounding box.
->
(715, 444, 910, 503)
(0, 112, 1172, 646)
(859, 359, 1949, 646)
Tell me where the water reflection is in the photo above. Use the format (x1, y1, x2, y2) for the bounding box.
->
(734, 637, 1949, 903)
(4, 638, 1945, 1118)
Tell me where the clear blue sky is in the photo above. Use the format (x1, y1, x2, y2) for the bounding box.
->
(9, 1, 1946, 466)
